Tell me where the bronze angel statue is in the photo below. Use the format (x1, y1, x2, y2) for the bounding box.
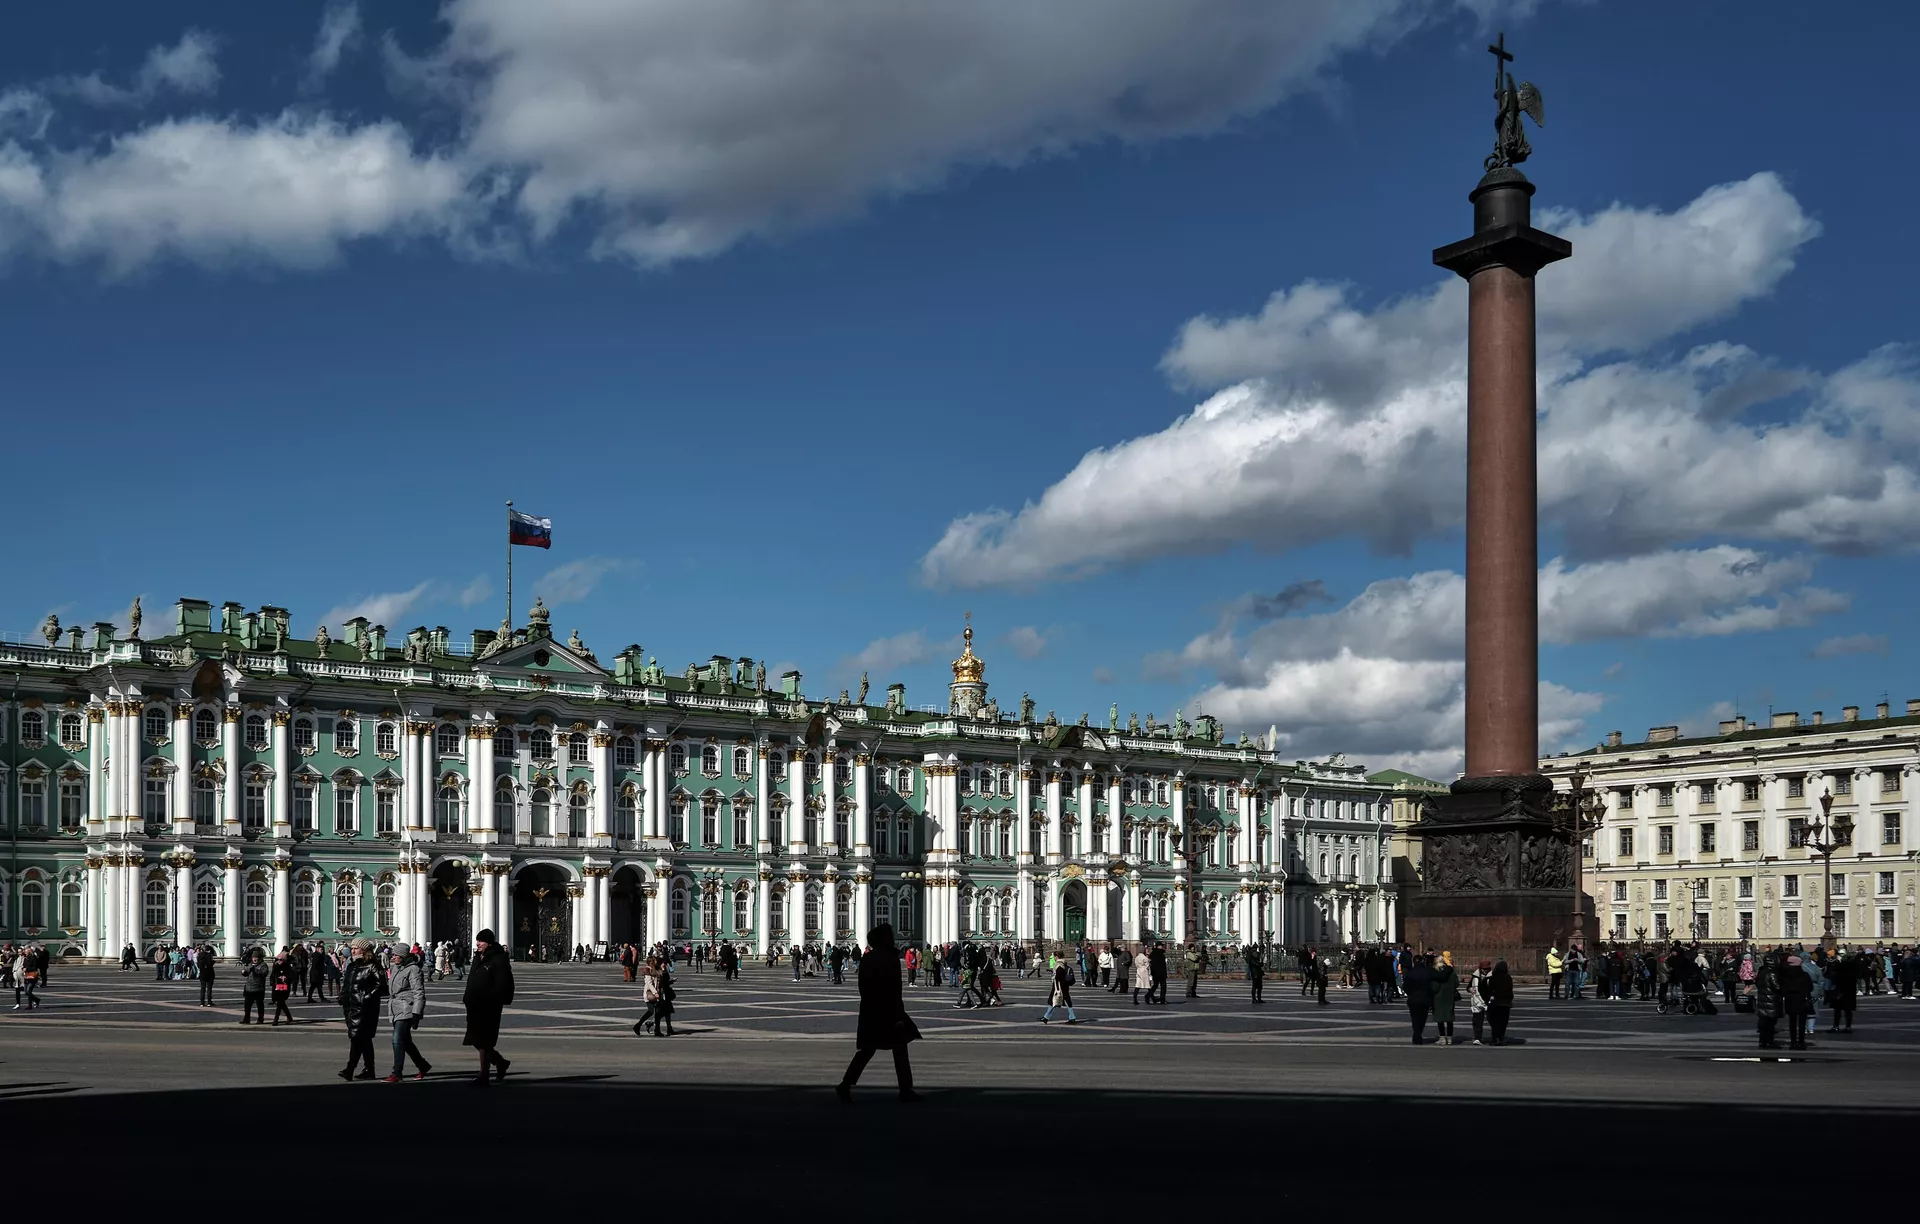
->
(1485, 33, 1545, 172)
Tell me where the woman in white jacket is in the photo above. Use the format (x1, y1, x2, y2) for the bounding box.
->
(1467, 959, 1493, 1046)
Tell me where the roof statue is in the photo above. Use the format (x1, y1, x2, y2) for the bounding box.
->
(857, 671, 869, 705)
(1485, 32, 1545, 172)
(314, 624, 331, 656)
(40, 613, 59, 646)
(128, 596, 142, 640)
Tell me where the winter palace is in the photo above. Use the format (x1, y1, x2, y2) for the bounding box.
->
(0, 597, 1403, 960)
(1541, 708, 1920, 944)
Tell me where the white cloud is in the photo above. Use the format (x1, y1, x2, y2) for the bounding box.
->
(921, 174, 1920, 589)
(1810, 632, 1888, 659)
(307, 3, 364, 89)
(533, 557, 626, 606)
(57, 31, 221, 108)
(1092, 665, 1116, 684)
(317, 582, 433, 632)
(1165, 546, 1845, 774)
(1003, 625, 1047, 659)
(0, 112, 469, 273)
(457, 574, 493, 608)
(840, 630, 934, 677)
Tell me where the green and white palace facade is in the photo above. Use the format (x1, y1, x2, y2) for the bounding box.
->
(0, 597, 1402, 960)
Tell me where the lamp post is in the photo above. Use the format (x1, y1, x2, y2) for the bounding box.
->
(1807, 787, 1853, 953)
(1689, 876, 1709, 941)
(1564, 770, 1606, 953)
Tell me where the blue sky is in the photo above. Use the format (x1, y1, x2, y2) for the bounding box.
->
(2, 2, 1914, 778)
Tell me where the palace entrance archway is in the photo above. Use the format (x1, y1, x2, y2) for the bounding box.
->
(429, 861, 472, 949)
(1061, 878, 1088, 944)
(513, 864, 573, 962)
(608, 865, 649, 948)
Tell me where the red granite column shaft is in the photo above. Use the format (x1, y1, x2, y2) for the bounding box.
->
(1462, 264, 1538, 779)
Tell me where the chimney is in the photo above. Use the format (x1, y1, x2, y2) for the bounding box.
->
(220, 601, 246, 634)
(91, 621, 116, 649)
(1877, 701, 1892, 719)
(1736, 715, 1747, 732)
(1647, 726, 1679, 743)
(1842, 705, 1859, 722)
(343, 617, 369, 648)
(780, 670, 802, 699)
(473, 629, 497, 657)
(240, 613, 261, 650)
(886, 682, 906, 712)
(1718, 719, 1741, 736)
(1811, 710, 1824, 725)
(1907, 699, 1920, 717)
(1771, 712, 1797, 728)
(1605, 730, 1622, 748)
(175, 598, 212, 635)
(368, 624, 387, 657)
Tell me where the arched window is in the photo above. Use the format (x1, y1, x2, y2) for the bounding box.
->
(1205, 895, 1220, 934)
(376, 882, 397, 930)
(61, 712, 84, 744)
(143, 774, 169, 824)
(294, 878, 317, 929)
(244, 880, 268, 929)
(334, 780, 357, 833)
(19, 880, 46, 929)
(1157, 781, 1170, 806)
(496, 779, 517, 832)
(437, 783, 461, 835)
(670, 882, 690, 936)
(143, 877, 169, 930)
(194, 878, 218, 930)
(1318, 852, 1328, 878)
(615, 736, 637, 769)
(803, 805, 820, 848)
(731, 800, 750, 847)
(701, 744, 720, 775)
(530, 789, 551, 836)
(19, 710, 44, 744)
(803, 886, 822, 938)
(494, 726, 515, 758)
(335, 878, 360, 931)
(896, 889, 914, 937)
(896, 765, 913, 793)
(732, 747, 751, 778)
(376, 785, 397, 833)
(60, 879, 82, 928)
(998, 769, 1012, 795)
(701, 888, 719, 935)
(668, 795, 687, 843)
(834, 887, 851, 940)
(668, 743, 688, 774)
(244, 714, 268, 749)
(701, 794, 719, 845)
(292, 779, 316, 831)
(875, 889, 894, 930)
(767, 800, 785, 847)
(959, 769, 975, 796)
(732, 887, 750, 932)
(376, 722, 397, 755)
(1000, 893, 1014, 932)
(834, 807, 850, 848)
(770, 887, 786, 933)
(834, 757, 851, 787)
(292, 718, 316, 751)
(615, 787, 637, 840)
(1154, 895, 1169, 932)
(436, 723, 462, 756)
(144, 706, 169, 741)
(769, 752, 787, 782)
(334, 717, 357, 753)
(568, 789, 588, 838)
(529, 728, 553, 760)
(568, 734, 589, 765)
(874, 818, 891, 859)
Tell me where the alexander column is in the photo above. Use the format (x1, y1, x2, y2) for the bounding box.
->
(1405, 34, 1590, 969)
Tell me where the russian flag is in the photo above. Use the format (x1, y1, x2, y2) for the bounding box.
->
(508, 509, 552, 549)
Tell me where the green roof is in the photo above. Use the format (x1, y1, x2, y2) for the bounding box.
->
(1368, 768, 1448, 791)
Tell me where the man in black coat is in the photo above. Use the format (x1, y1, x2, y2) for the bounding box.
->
(1245, 944, 1265, 1003)
(462, 929, 515, 1087)
(1148, 943, 1168, 1004)
(1778, 953, 1815, 1050)
(835, 924, 919, 1102)
(198, 943, 217, 1007)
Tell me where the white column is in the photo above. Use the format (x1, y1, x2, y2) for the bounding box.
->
(854, 753, 871, 857)
(271, 712, 291, 838)
(175, 861, 194, 943)
(1106, 778, 1123, 857)
(1075, 773, 1092, 860)
(569, 884, 586, 951)
(1044, 772, 1063, 861)
(272, 859, 292, 952)
(1172, 774, 1188, 845)
(480, 867, 500, 942)
(465, 726, 483, 837)
(755, 877, 770, 954)
(223, 858, 241, 960)
(469, 879, 487, 945)
(595, 871, 611, 947)
(85, 857, 104, 959)
(1172, 881, 1188, 944)
(172, 703, 192, 833)
(222, 708, 241, 833)
(1903, 765, 1919, 858)
(125, 853, 142, 955)
(414, 855, 431, 943)
(755, 747, 772, 852)
(87, 707, 105, 832)
(591, 728, 612, 845)
(1088, 879, 1109, 941)
(787, 749, 807, 858)
(854, 873, 871, 942)
(821, 750, 839, 854)
(1016, 766, 1034, 862)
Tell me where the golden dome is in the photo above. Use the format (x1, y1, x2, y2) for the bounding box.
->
(951, 612, 985, 685)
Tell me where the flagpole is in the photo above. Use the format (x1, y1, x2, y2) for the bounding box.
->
(505, 498, 514, 633)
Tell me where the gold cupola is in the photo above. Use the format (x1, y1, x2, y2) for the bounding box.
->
(948, 612, 987, 718)
(952, 611, 985, 685)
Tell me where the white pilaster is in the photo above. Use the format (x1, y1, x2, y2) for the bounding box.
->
(175, 860, 193, 943)
(272, 859, 292, 952)
(591, 727, 612, 845)
(88, 707, 105, 832)
(788, 749, 807, 858)
(223, 858, 241, 960)
(1044, 772, 1062, 862)
(1016, 765, 1033, 862)
(172, 704, 192, 833)
(221, 708, 241, 833)
(270, 712, 291, 837)
(1106, 778, 1123, 857)
(755, 747, 772, 853)
(755, 875, 770, 954)
(854, 753, 871, 858)
(821, 750, 839, 855)
(85, 857, 103, 959)
(1075, 773, 1092, 860)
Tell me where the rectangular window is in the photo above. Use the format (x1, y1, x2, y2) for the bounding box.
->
(1699, 824, 1716, 854)
(243, 782, 266, 829)
(1783, 875, 1800, 899)
(1783, 911, 1800, 938)
(1788, 818, 1806, 848)
(1833, 774, 1852, 796)
(143, 777, 169, 824)
(1697, 784, 1715, 808)
(1831, 873, 1847, 897)
(335, 719, 357, 754)
(732, 808, 749, 847)
(1653, 912, 1669, 938)
(1618, 828, 1634, 857)
(292, 784, 315, 832)
(1880, 909, 1895, 938)
(335, 787, 355, 833)
(1657, 825, 1674, 855)
(1879, 872, 1896, 896)
(1657, 785, 1672, 807)
(1883, 771, 1902, 796)
(702, 807, 718, 846)
(60, 780, 85, 829)
(376, 790, 396, 834)
(1737, 876, 1753, 899)
(1612, 880, 1627, 902)
(1787, 777, 1804, 799)
(1743, 781, 1760, 802)
(1742, 821, 1760, 852)
(1612, 912, 1628, 938)
(1831, 911, 1847, 937)
(1653, 878, 1668, 901)
(1737, 911, 1753, 939)
(569, 736, 589, 765)
(1885, 813, 1902, 846)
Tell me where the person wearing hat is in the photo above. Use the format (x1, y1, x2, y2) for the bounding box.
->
(1778, 953, 1815, 1050)
(386, 943, 432, 1081)
(462, 929, 515, 1086)
(337, 939, 388, 1080)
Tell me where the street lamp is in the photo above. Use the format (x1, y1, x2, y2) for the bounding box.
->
(1806, 787, 1854, 953)
(1689, 876, 1709, 941)
(1563, 770, 1607, 953)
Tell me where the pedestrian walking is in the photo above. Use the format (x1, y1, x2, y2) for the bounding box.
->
(1404, 952, 1433, 1044)
(462, 929, 515, 1085)
(1486, 959, 1514, 1045)
(240, 948, 268, 1024)
(835, 924, 920, 1102)
(1040, 958, 1079, 1024)
(385, 944, 432, 1082)
(269, 951, 297, 1026)
(1246, 944, 1265, 1003)
(10, 944, 43, 1011)
(1467, 959, 1492, 1044)
(337, 939, 387, 1080)
(1779, 953, 1815, 1050)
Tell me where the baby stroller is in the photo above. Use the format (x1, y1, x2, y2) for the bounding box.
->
(1656, 975, 1717, 1016)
